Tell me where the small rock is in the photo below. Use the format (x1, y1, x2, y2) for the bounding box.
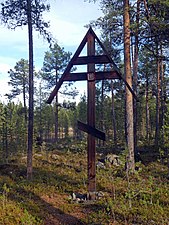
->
(71, 192, 87, 203)
(105, 154, 121, 166)
(97, 161, 105, 169)
(96, 191, 104, 199)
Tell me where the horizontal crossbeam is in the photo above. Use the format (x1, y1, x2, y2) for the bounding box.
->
(64, 71, 120, 81)
(74, 55, 110, 65)
(77, 121, 106, 141)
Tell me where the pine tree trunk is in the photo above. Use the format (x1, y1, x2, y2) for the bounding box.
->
(4, 109, 8, 163)
(39, 83, 43, 140)
(123, 0, 135, 171)
(55, 93, 58, 141)
(159, 44, 164, 144)
(99, 79, 104, 146)
(155, 45, 160, 147)
(55, 70, 59, 141)
(145, 73, 150, 142)
(27, 0, 34, 180)
(111, 80, 117, 147)
(133, 0, 140, 158)
(23, 82, 27, 124)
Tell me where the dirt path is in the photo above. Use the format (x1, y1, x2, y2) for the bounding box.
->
(42, 194, 89, 225)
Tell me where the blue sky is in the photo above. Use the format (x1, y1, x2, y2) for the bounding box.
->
(0, 0, 102, 103)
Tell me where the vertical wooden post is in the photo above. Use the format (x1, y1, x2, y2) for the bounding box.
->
(87, 33, 96, 197)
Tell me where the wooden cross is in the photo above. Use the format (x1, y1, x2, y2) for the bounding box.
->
(47, 27, 136, 198)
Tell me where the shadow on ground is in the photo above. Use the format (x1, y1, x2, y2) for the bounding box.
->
(0, 164, 88, 225)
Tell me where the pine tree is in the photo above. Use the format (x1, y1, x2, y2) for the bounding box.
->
(7, 59, 29, 123)
(123, 0, 135, 171)
(42, 42, 72, 140)
(0, 0, 52, 179)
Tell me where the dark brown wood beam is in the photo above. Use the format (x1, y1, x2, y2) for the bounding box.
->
(77, 121, 106, 141)
(89, 28, 137, 100)
(87, 32, 96, 194)
(64, 71, 120, 81)
(46, 28, 91, 104)
(74, 55, 110, 65)
(46, 27, 136, 104)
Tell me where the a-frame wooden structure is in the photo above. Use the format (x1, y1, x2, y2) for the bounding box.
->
(47, 27, 135, 199)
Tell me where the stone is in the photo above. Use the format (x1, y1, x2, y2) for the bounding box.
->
(105, 154, 121, 166)
(96, 161, 106, 169)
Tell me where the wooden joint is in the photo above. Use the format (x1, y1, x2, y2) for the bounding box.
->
(87, 73, 95, 81)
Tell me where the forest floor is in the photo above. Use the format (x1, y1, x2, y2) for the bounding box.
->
(0, 140, 169, 225)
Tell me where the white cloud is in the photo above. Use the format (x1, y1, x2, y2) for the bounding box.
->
(0, 76, 10, 102)
(0, 0, 102, 103)
(0, 0, 102, 51)
(43, 0, 102, 47)
(48, 0, 101, 24)
(0, 26, 27, 46)
(0, 63, 11, 74)
(48, 19, 86, 46)
(0, 57, 18, 81)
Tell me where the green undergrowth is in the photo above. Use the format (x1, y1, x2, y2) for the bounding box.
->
(0, 143, 169, 224)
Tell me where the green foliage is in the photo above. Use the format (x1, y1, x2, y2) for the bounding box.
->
(58, 108, 70, 138)
(41, 42, 72, 88)
(0, 102, 27, 155)
(34, 102, 55, 140)
(163, 111, 169, 147)
(77, 93, 87, 124)
(0, 0, 52, 42)
(1, 183, 10, 209)
(20, 209, 42, 225)
(7, 59, 29, 101)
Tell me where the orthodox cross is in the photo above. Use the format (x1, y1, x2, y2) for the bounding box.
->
(47, 27, 135, 199)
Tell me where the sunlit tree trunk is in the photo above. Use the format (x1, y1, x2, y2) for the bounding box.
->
(133, 0, 140, 157)
(27, 0, 34, 180)
(123, 0, 135, 171)
(55, 93, 59, 141)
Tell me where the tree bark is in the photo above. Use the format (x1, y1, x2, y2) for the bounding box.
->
(99, 79, 105, 146)
(23, 77, 27, 124)
(145, 72, 150, 142)
(123, 0, 135, 171)
(87, 32, 96, 194)
(159, 44, 164, 144)
(55, 69, 59, 141)
(27, 0, 34, 180)
(111, 80, 117, 147)
(55, 93, 58, 141)
(155, 44, 160, 147)
(133, 0, 140, 157)
(4, 109, 8, 163)
(39, 83, 43, 141)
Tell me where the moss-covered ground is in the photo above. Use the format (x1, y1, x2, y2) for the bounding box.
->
(0, 141, 169, 224)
